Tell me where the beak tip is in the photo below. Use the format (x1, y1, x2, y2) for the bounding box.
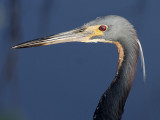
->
(11, 46, 18, 49)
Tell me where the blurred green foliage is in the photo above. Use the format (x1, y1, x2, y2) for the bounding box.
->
(0, 110, 23, 120)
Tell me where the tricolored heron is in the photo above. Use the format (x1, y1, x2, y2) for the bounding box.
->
(12, 15, 145, 120)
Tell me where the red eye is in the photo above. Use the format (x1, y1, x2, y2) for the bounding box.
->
(99, 25, 107, 31)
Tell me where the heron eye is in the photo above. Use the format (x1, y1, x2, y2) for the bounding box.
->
(99, 25, 107, 31)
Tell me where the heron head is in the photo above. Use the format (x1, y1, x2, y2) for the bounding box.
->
(85, 15, 137, 43)
(12, 15, 137, 49)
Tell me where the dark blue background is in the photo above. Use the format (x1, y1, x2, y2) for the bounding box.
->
(0, 0, 160, 120)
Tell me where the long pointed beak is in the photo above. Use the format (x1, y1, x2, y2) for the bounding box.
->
(12, 27, 92, 49)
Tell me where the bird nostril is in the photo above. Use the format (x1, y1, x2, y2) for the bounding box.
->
(99, 25, 107, 31)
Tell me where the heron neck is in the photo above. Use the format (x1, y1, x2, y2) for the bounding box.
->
(116, 39, 139, 86)
(93, 38, 139, 120)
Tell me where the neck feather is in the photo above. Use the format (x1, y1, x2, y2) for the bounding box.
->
(93, 38, 139, 120)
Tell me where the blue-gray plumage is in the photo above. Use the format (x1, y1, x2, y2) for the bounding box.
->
(12, 15, 145, 120)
